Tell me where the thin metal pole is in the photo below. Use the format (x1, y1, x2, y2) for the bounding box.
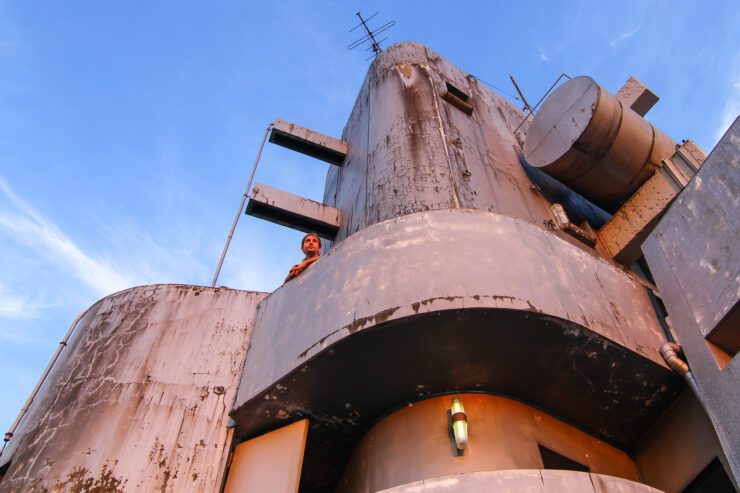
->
(1, 308, 89, 457)
(211, 122, 274, 287)
(513, 73, 572, 134)
(509, 75, 535, 120)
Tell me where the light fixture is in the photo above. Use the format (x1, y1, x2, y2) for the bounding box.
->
(450, 396, 468, 450)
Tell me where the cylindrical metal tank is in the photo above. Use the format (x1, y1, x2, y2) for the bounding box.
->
(524, 76, 676, 211)
(336, 394, 640, 493)
(0, 284, 265, 493)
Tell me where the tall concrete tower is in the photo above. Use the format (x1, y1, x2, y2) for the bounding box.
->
(1, 42, 737, 493)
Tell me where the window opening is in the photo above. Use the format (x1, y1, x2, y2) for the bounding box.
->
(538, 445, 589, 472)
(682, 458, 735, 493)
(445, 82, 469, 101)
(441, 82, 473, 115)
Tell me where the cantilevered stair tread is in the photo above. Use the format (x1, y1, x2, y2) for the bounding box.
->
(269, 118, 348, 166)
(245, 183, 340, 240)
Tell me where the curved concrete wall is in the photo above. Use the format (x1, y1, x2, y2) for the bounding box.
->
(229, 208, 680, 489)
(377, 470, 662, 493)
(235, 208, 666, 410)
(0, 284, 265, 493)
(323, 42, 556, 244)
(338, 394, 639, 493)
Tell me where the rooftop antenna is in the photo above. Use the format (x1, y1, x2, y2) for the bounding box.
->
(348, 12, 395, 60)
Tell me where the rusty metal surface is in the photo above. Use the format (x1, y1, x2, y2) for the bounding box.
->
(0, 284, 266, 493)
(518, 154, 612, 229)
(598, 166, 683, 265)
(337, 394, 638, 493)
(323, 42, 555, 245)
(230, 208, 681, 490)
(642, 117, 740, 488)
(524, 76, 676, 212)
(269, 118, 347, 166)
(615, 76, 659, 117)
(245, 182, 341, 239)
(550, 203, 597, 247)
(376, 470, 662, 493)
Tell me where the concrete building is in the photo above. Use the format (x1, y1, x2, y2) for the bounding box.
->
(0, 42, 737, 492)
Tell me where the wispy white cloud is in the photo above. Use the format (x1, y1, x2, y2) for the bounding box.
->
(610, 26, 640, 47)
(538, 42, 568, 64)
(0, 282, 59, 319)
(714, 79, 740, 144)
(0, 178, 132, 297)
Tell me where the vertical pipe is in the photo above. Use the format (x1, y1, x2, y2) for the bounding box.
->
(211, 123, 273, 288)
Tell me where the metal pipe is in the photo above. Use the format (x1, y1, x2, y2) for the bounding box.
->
(659, 342, 689, 376)
(509, 75, 534, 119)
(659, 342, 712, 420)
(1, 309, 89, 458)
(211, 122, 274, 288)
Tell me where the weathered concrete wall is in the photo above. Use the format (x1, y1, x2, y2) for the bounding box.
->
(338, 394, 639, 493)
(235, 209, 667, 409)
(635, 390, 724, 493)
(642, 117, 740, 487)
(230, 208, 680, 490)
(0, 284, 266, 493)
(376, 470, 662, 493)
(323, 42, 555, 246)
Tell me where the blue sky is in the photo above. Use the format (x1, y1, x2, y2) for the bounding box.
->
(1, 1, 738, 437)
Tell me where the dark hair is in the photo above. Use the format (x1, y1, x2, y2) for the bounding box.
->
(301, 233, 322, 248)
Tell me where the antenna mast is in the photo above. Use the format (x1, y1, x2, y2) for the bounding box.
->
(348, 12, 395, 59)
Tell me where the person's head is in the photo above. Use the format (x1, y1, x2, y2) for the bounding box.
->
(301, 233, 322, 257)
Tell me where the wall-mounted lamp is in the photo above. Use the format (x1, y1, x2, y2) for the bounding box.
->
(450, 397, 468, 450)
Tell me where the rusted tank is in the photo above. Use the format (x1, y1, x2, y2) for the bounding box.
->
(524, 76, 675, 211)
(0, 285, 265, 493)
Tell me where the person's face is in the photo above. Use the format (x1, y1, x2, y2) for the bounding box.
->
(302, 235, 321, 255)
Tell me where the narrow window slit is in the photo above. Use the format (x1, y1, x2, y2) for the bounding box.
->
(442, 81, 473, 115)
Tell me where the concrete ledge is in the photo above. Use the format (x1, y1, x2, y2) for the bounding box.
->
(270, 118, 348, 166)
(615, 76, 659, 117)
(245, 183, 341, 239)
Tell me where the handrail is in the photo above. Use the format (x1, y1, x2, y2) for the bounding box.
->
(513, 73, 572, 134)
(211, 122, 274, 287)
(1, 308, 89, 458)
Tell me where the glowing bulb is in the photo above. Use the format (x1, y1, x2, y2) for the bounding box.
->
(450, 396, 468, 450)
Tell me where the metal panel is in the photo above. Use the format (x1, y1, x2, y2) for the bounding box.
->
(245, 183, 341, 240)
(269, 118, 348, 166)
(223, 419, 308, 493)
